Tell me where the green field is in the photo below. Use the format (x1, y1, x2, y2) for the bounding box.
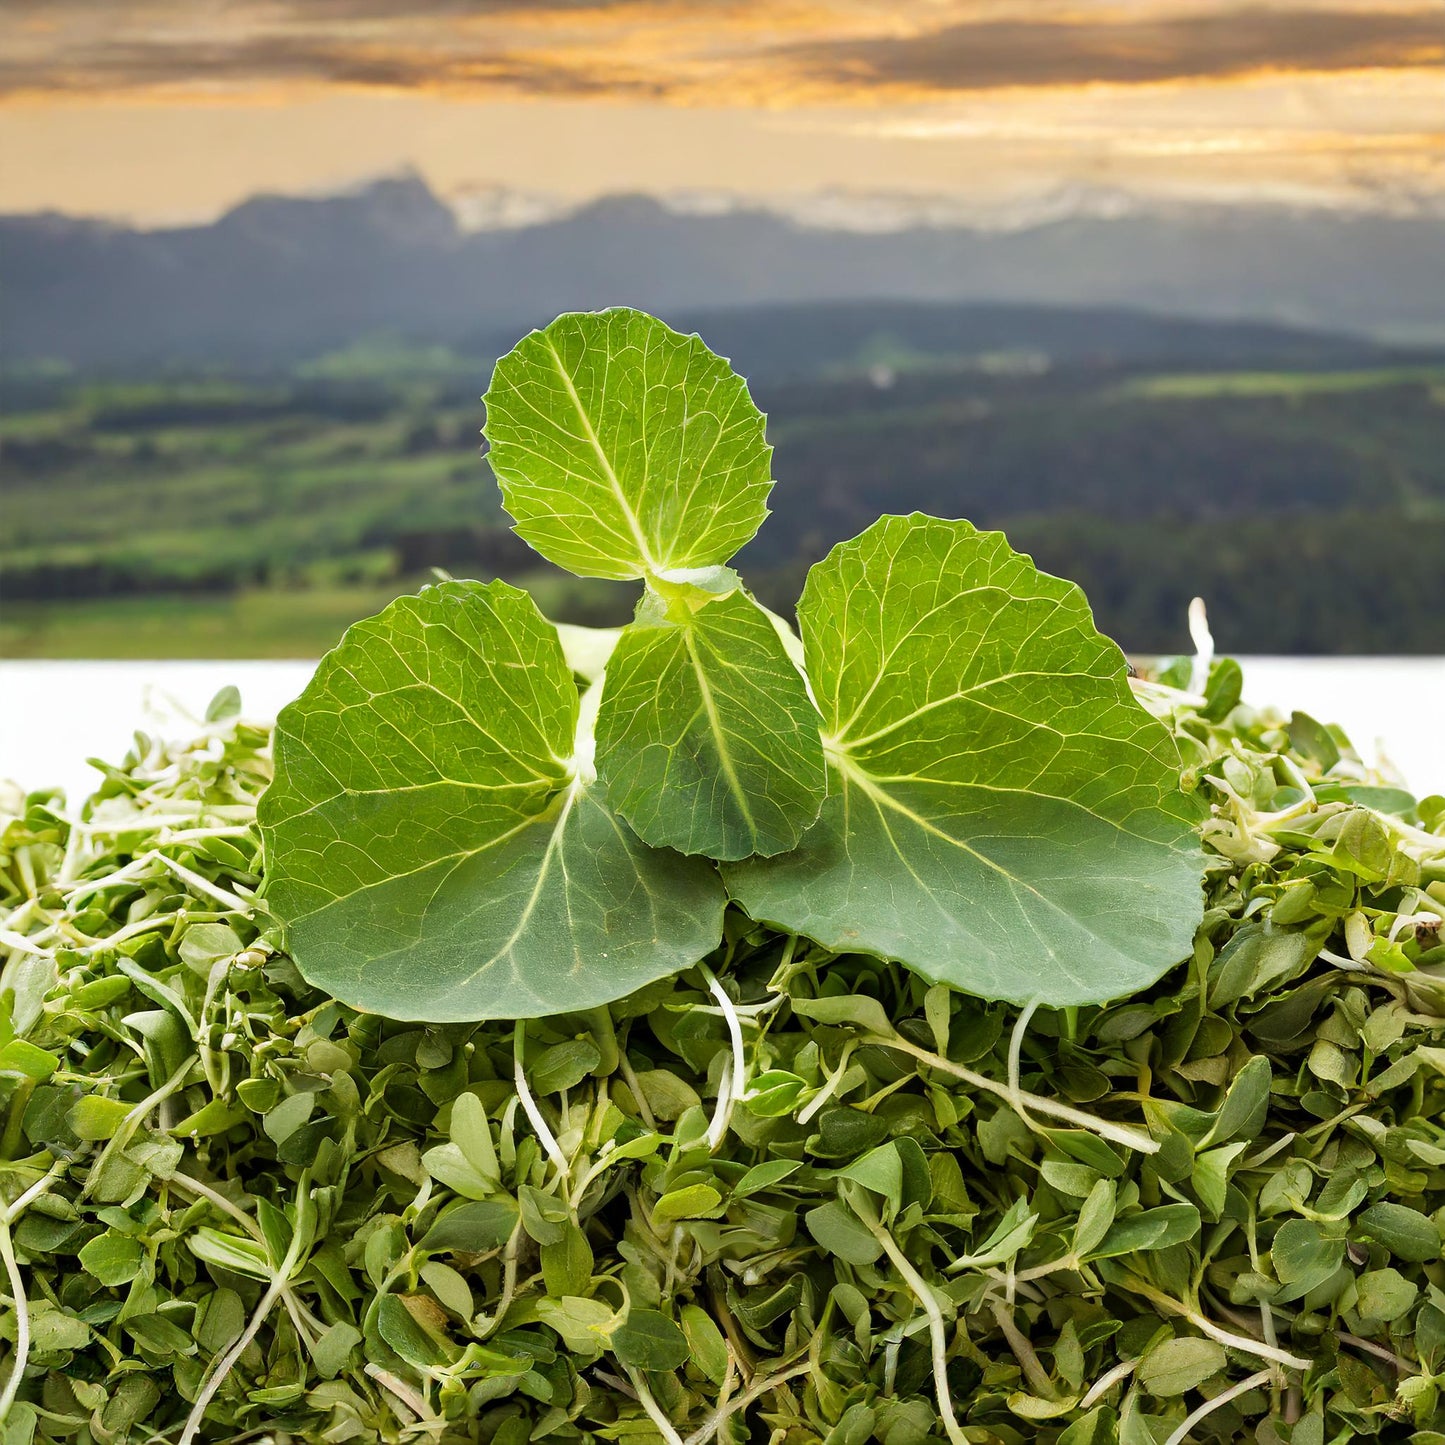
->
(1125, 364, 1445, 399)
(5, 356, 1444, 656)
(0, 573, 636, 659)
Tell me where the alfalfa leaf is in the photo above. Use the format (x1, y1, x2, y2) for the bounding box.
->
(610, 1308, 690, 1372)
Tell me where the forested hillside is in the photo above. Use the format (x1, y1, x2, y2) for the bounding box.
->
(5, 301, 1441, 656)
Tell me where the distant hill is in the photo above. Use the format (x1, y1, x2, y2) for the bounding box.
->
(4, 174, 1445, 368)
(652, 300, 1394, 386)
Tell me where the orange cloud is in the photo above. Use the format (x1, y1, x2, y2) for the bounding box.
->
(3, 2, 1441, 104)
(778, 8, 1445, 96)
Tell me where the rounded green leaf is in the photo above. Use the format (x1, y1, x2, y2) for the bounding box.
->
(727, 515, 1205, 1006)
(610, 1308, 690, 1371)
(595, 588, 827, 859)
(259, 580, 725, 1021)
(483, 308, 772, 580)
(1137, 1336, 1227, 1397)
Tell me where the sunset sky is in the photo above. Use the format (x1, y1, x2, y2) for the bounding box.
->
(4, 1, 1443, 224)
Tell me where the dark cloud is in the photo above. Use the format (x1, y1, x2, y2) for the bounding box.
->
(780, 6, 1445, 92)
(2, 0, 632, 10)
(0, 34, 664, 100)
(265, 0, 639, 14)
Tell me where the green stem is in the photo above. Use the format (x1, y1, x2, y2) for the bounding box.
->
(582, 1006, 620, 1075)
(989, 1301, 1055, 1400)
(179, 1178, 312, 1445)
(625, 1367, 686, 1445)
(0, 1082, 35, 1162)
(868, 1032, 1159, 1155)
(853, 1195, 968, 1445)
(81, 1059, 195, 1199)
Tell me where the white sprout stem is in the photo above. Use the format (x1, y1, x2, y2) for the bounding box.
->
(625, 1367, 687, 1445)
(872, 1033, 1159, 1155)
(57, 809, 87, 885)
(155, 854, 254, 913)
(681, 1352, 739, 1445)
(0, 1221, 30, 1424)
(198, 956, 233, 1095)
(179, 1202, 309, 1445)
(2, 1162, 68, 1226)
(855, 1197, 968, 1445)
(474, 1223, 523, 1340)
(1130, 676, 1209, 710)
(692, 995, 788, 1021)
(1259, 1300, 1280, 1355)
(686, 1359, 812, 1445)
(1337, 1331, 1411, 1373)
(1187, 596, 1214, 697)
(705, 1074, 734, 1155)
(1389, 900, 1443, 943)
(68, 809, 254, 836)
(1009, 1254, 1080, 1284)
(153, 824, 256, 843)
(699, 965, 746, 1152)
(1124, 1280, 1310, 1371)
(514, 1025, 570, 1180)
(1254, 794, 1324, 831)
(0, 931, 46, 958)
(1162, 1368, 1272, 1445)
(570, 1141, 627, 1207)
(1079, 1357, 1137, 1409)
(64, 855, 151, 901)
(63, 848, 252, 914)
(1240, 1132, 1297, 1171)
(795, 1043, 856, 1128)
(616, 1048, 657, 1131)
(12, 850, 37, 905)
(1007, 1000, 1040, 1134)
(82, 1059, 195, 1199)
(168, 1170, 326, 1341)
(363, 1363, 429, 1424)
(70, 912, 188, 956)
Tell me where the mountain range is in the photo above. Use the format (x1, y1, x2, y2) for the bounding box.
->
(5, 173, 1445, 368)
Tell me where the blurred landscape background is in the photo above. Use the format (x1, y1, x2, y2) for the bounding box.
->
(4, 1, 1445, 658)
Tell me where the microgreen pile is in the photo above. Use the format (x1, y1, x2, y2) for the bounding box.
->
(1, 307, 1444, 1445)
(2, 675, 1444, 1443)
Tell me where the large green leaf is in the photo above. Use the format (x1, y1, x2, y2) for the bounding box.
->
(595, 585, 826, 860)
(258, 581, 725, 1021)
(483, 309, 772, 581)
(726, 516, 1205, 1005)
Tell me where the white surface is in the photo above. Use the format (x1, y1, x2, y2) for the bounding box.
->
(1, 656, 1442, 804)
(1, 661, 315, 803)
